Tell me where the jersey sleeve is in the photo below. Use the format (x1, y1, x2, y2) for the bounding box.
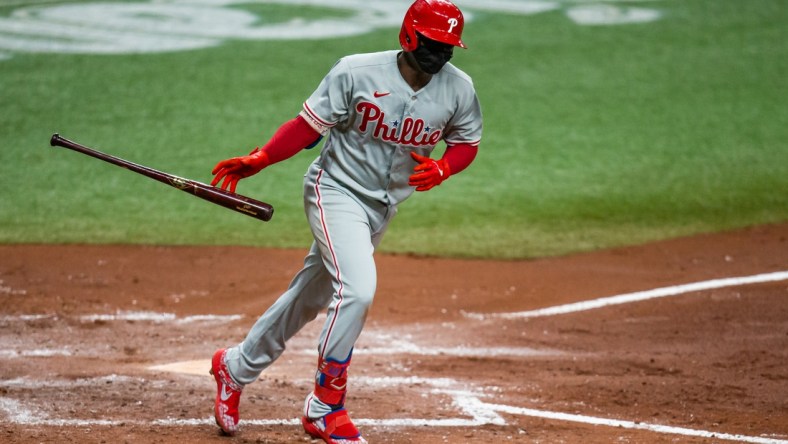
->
(299, 57, 353, 137)
(443, 83, 483, 147)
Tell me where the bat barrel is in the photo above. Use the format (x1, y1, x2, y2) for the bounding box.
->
(48, 133, 274, 222)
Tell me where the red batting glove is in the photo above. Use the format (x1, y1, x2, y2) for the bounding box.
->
(210, 148, 270, 193)
(409, 152, 451, 192)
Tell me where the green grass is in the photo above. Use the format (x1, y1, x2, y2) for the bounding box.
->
(1, 0, 786, 258)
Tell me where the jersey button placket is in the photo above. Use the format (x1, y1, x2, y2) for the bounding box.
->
(405, 95, 417, 115)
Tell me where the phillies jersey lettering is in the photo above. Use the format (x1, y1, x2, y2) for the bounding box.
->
(300, 50, 482, 205)
(356, 101, 443, 146)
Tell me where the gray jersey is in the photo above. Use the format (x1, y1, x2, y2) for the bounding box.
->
(299, 50, 482, 206)
(225, 49, 483, 423)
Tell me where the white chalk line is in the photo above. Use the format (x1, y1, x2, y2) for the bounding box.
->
(3, 374, 788, 443)
(0, 375, 169, 389)
(1, 311, 560, 358)
(0, 349, 72, 358)
(3, 391, 787, 444)
(488, 402, 788, 444)
(0, 311, 242, 324)
(463, 270, 788, 320)
(342, 345, 560, 358)
(0, 375, 499, 428)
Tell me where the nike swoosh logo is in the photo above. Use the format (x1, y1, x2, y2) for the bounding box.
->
(330, 381, 347, 391)
(374, 91, 390, 98)
(220, 383, 232, 401)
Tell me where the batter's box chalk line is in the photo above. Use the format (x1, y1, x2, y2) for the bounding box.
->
(0, 311, 243, 324)
(345, 330, 565, 358)
(463, 270, 788, 320)
(2, 373, 787, 444)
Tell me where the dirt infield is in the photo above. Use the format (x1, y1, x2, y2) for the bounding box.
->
(1, 223, 787, 443)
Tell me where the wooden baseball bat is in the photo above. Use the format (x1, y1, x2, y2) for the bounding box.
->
(49, 134, 274, 222)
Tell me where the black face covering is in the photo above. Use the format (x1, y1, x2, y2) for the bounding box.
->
(412, 34, 454, 74)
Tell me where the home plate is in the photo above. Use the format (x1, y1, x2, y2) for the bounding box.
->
(148, 360, 210, 376)
(148, 360, 301, 380)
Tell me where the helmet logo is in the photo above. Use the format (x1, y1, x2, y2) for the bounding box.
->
(447, 18, 459, 33)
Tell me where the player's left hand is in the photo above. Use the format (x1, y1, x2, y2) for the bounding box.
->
(409, 152, 451, 192)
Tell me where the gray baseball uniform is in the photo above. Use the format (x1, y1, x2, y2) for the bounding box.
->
(224, 49, 482, 418)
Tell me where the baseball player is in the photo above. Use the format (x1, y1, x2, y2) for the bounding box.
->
(208, 1, 482, 442)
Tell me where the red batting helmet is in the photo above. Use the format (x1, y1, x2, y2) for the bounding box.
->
(400, 0, 466, 52)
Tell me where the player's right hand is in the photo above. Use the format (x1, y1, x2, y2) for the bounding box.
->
(211, 148, 270, 193)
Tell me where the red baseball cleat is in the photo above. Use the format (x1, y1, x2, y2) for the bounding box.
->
(301, 408, 367, 444)
(209, 349, 243, 436)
